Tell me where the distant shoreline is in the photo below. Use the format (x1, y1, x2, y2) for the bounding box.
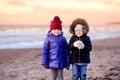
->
(106, 22, 120, 26)
(0, 37, 119, 50)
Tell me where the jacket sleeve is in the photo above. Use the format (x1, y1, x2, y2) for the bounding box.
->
(83, 36, 92, 52)
(68, 36, 77, 51)
(64, 37, 70, 65)
(41, 37, 50, 66)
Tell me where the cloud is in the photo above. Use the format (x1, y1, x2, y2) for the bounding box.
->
(8, 0, 26, 6)
(0, 0, 120, 15)
(0, 0, 33, 14)
(26, 0, 120, 11)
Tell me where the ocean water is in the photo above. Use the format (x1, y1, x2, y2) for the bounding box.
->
(0, 25, 120, 49)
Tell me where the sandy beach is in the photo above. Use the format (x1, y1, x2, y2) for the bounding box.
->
(0, 37, 120, 80)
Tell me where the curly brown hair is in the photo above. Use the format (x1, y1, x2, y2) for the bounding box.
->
(69, 18, 89, 35)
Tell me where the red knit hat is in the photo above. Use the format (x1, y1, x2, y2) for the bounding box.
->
(50, 16, 62, 30)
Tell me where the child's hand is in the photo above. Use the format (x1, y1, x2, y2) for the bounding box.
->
(77, 41, 84, 49)
(66, 65, 70, 70)
(43, 65, 48, 69)
(73, 41, 78, 47)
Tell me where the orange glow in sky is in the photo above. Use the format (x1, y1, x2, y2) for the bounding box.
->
(0, 0, 120, 25)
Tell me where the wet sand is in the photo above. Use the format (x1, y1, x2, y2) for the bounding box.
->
(0, 37, 120, 80)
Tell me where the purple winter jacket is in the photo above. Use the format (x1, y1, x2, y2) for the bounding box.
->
(41, 31, 70, 68)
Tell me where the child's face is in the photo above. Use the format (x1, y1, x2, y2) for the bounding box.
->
(75, 29, 83, 37)
(74, 24, 83, 37)
(51, 29, 61, 36)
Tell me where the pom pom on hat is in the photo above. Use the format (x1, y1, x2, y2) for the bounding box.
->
(50, 16, 62, 30)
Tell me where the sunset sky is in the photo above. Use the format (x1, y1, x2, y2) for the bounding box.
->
(0, 0, 120, 25)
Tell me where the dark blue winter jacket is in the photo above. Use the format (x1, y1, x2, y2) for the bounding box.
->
(41, 31, 70, 68)
(69, 34, 92, 64)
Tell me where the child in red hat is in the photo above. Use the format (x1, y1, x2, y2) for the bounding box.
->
(41, 16, 70, 80)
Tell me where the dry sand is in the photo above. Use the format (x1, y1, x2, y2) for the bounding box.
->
(0, 37, 120, 80)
